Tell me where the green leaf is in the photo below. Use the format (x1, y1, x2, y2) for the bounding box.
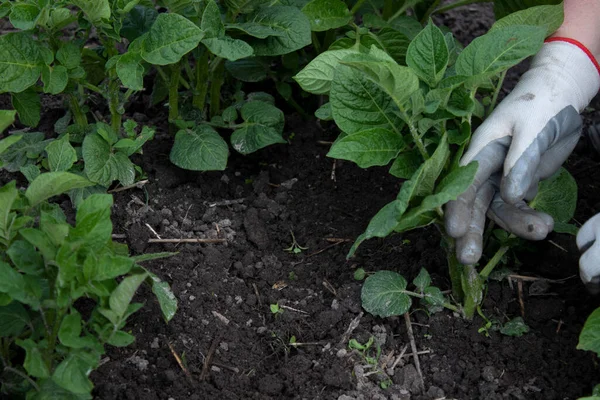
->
(84, 252, 134, 282)
(110, 273, 148, 318)
(46, 134, 77, 172)
(294, 49, 357, 94)
(19, 228, 57, 262)
(413, 268, 431, 291)
(71, 0, 111, 24)
(170, 125, 228, 171)
(301, 0, 351, 32)
(71, 194, 113, 251)
(116, 52, 144, 90)
(7, 240, 44, 275)
(52, 350, 99, 394)
(353, 268, 366, 281)
(361, 271, 412, 318)
(0, 260, 38, 306)
(107, 330, 135, 347)
(530, 168, 577, 229)
(368, 28, 411, 65)
(9, 3, 41, 30)
(25, 172, 93, 207)
(83, 133, 135, 186)
(246, 6, 312, 56)
(388, 16, 423, 40)
(231, 101, 286, 154)
(225, 0, 271, 14)
(340, 51, 420, 114)
(0, 110, 17, 133)
(17, 339, 50, 378)
(201, 0, 224, 39)
(122, 5, 158, 41)
(330, 64, 404, 135)
(226, 22, 285, 39)
(389, 150, 421, 179)
(500, 316, 530, 337)
(59, 311, 102, 349)
(0, 33, 44, 93)
(224, 58, 268, 82)
(422, 286, 446, 313)
(491, 3, 563, 37)
(456, 25, 545, 79)
(406, 22, 448, 87)
(202, 37, 254, 61)
(12, 89, 41, 127)
(1, 132, 51, 172)
(21, 165, 40, 183)
(414, 133, 449, 198)
(150, 275, 178, 322)
(315, 103, 332, 120)
(0, 302, 30, 337)
(327, 128, 404, 168)
(41, 65, 69, 95)
(0, 181, 18, 243)
(141, 13, 204, 65)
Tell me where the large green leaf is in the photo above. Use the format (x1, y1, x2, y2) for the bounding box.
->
(121, 5, 158, 41)
(578, 307, 600, 357)
(25, 172, 94, 207)
(246, 6, 312, 56)
(170, 125, 229, 171)
(491, 3, 563, 37)
(203, 37, 254, 61)
(225, 0, 271, 14)
(9, 3, 41, 30)
(327, 128, 404, 168)
(0, 33, 44, 93)
(71, 0, 111, 23)
(361, 271, 412, 317)
(11, 89, 40, 127)
(52, 350, 99, 394)
(294, 48, 358, 94)
(230, 101, 286, 154)
(226, 22, 285, 39)
(46, 134, 77, 172)
(17, 339, 50, 378)
(330, 64, 404, 134)
(406, 22, 448, 87)
(110, 273, 148, 318)
(301, 0, 351, 32)
(70, 194, 113, 251)
(141, 13, 204, 65)
(368, 28, 411, 65)
(389, 150, 421, 179)
(82, 133, 135, 186)
(414, 133, 449, 198)
(456, 25, 545, 80)
(116, 52, 144, 90)
(41, 65, 69, 95)
(530, 168, 577, 233)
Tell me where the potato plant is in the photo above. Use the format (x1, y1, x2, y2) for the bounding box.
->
(294, 3, 577, 319)
(0, 174, 176, 399)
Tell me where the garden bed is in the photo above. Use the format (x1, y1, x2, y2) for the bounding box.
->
(80, 108, 600, 399)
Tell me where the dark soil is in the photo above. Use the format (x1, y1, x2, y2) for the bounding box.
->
(3, 3, 600, 400)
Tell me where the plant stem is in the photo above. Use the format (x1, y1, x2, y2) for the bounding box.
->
(311, 32, 322, 54)
(402, 290, 459, 312)
(432, 0, 491, 15)
(461, 264, 482, 320)
(4, 367, 40, 391)
(443, 235, 465, 301)
(81, 82, 103, 95)
(68, 94, 88, 127)
(406, 118, 429, 160)
(108, 77, 122, 132)
(420, 0, 441, 24)
(387, 1, 413, 23)
(193, 51, 209, 112)
(382, 0, 394, 20)
(209, 58, 225, 118)
(350, 0, 367, 14)
(168, 61, 181, 123)
(487, 70, 507, 117)
(479, 245, 509, 279)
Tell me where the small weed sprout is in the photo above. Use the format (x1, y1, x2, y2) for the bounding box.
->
(284, 230, 308, 254)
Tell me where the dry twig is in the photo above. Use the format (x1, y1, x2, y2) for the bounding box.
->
(109, 180, 149, 193)
(148, 238, 226, 244)
(145, 223, 162, 239)
(322, 279, 337, 297)
(340, 312, 363, 345)
(404, 313, 425, 392)
(168, 342, 193, 382)
(200, 337, 221, 381)
(279, 304, 308, 315)
(206, 199, 245, 207)
(517, 280, 525, 318)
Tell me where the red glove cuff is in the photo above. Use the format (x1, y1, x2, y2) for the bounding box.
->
(545, 37, 600, 76)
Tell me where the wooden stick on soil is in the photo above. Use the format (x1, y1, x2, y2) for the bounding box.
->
(145, 223, 162, 239)
(340, 312, 363, 345)
(168, 342, 193, 383)
(148, 238, 226, 244)
(108, 180, 149, 193)
(201, 336, 221, 381)
(404, 313, 425, 392)
(517, 280, 526, 318)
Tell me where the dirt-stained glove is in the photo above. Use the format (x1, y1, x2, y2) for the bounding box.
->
(445, 39, 600, 265)
(577, 214, 600, 292)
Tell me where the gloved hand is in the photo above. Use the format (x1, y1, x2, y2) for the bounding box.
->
(445, 39, 600, 265)
(577, 214, 600, 292)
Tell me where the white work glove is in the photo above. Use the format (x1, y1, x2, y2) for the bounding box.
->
(445, 39, 600, 265)
(577, 214, 600, 291)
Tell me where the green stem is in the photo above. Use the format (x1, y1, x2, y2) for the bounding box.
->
(487, 70, 507, 117)
(406, 118, 429, 160)
(387, 2, 412, 23)
(322, 29, 336, 50)
(45, 307, 66, 372)
(108, 78, 121, 132)
(4, 367, 40, 392)
(193, 51, 209, 112)
(443, 235, 465, 301)
(350, 0, 367, 15)
(169, 61, 181, 123)
(68, 94, 88, 127)
(81, 82, 103, 95)
(402, 290, 459, 313)
(479, 245, 510, 279)
(311, 32, 322, 54)
(420, 0, 441, 24)
(432, 0, 491, 15)
(461, 264, 482, 320)
(209, 58, 225, 118)
(382, 0, 394, 20)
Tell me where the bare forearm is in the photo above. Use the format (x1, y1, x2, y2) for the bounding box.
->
(551, 0, 600, 59)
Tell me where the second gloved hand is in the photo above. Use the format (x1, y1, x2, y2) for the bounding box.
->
(445, 39, 600, 265)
